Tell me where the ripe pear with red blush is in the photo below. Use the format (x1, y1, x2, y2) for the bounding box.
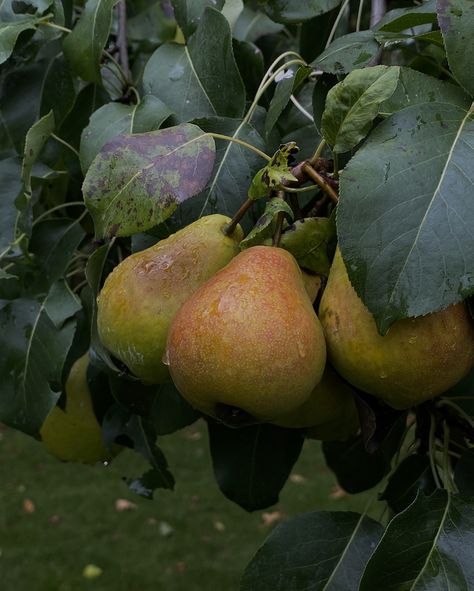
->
(166, 246, 327, 424)
(319, 248, 474, 410)
(97, 214, 243, 384)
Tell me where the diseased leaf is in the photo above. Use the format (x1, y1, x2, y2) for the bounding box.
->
(241, 511, 383, 591)
(322, 66, 399, 153)
(79, 97, 173, 173)
(338, 102, 474, 333)
(63, 0, 119, 84)
(83, 123, 215, 238)
(312, 31, 380, 74)
(0, 281, 80, 436)
(265, 0, 342, 24)
(240, 197, 293, 248)
(277, 216, 336, 275)
(360, 492, 474, 590)
(208, 421, 305, 511)
(437, 0, 474, 96)
(143, 7, 245, 122)
(249, 142, 298, 200)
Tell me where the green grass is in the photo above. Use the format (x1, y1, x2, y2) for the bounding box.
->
(0, 421, 378, 591)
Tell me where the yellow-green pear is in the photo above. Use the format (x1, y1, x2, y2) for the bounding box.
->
(301, 271, 322, 303)
(166, 246, 327, 423)
(271, 365, 359, 441)
(40, 354, 112, 464)
(319, 248, 474, 410)
(97, 214, 243, 384)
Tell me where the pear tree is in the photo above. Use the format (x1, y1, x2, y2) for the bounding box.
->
(1, 0, 474, 589)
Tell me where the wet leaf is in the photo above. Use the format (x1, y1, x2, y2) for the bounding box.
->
(339, 102, 474, 333)
(437, 0, 474, 96)
(83, 123, 215, 238)
(241, 510, 383, 590)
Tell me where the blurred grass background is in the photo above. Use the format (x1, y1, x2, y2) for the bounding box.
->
(0, 420, 377, 591)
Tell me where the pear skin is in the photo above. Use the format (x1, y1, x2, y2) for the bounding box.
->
(301, 271, 322, 304)
(166, 246, 327, 422)
(272, 365, 359, 439)
(97, 215, 243, 384)
(319, 248, 474, 410)
(40, 354, 112, 464)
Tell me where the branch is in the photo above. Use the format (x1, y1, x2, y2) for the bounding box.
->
(117, 0, 130, 82)
(302, 163, 339, 204)
(370, 0, 386, 27)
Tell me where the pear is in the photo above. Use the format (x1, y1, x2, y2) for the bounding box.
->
(40, 354, 112, 464)
(319, 248, 474, 410)
(272, 365, 359, 440)
(166, 246, 327, 423)
(97, 214, 243, 384)
(301, 271, 322, 303)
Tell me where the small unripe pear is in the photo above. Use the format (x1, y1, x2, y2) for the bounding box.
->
(319, 248, 474, 410)
(166, 246, 327, 423)
(97, 215, 243, 384)
(40, 354, 113, 464)
(272, 365, 359, 440)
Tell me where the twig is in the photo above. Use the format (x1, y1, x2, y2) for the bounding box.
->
(302, 163, 339, 203)
(116, 0, 130, 82)
(370, 0, 386, 28)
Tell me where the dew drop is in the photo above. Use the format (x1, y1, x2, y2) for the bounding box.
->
(162, 349, 170, 366)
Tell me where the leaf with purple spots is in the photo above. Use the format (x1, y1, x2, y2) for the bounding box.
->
(82, 123, 216, 238)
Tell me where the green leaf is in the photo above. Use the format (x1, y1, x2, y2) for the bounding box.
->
(83, 123, 216, 238)
(232, 39, 264, 99)
(143, 7, 245, 122)
(311, 31, 380, 74)
(240, 197, 293, 248)
(376, 0, 437, 32)
(39, 54, 77, 128)
(208, 421, 305, 511)
(248, 142, 299, 200)
(379, 454, 435, 513)
(29, 218, 86, 285)
(379, 67, 470, 116)
(360, 492, 474, 590)
(63, 0, 119, 84)
(79, 97, 173, 173)
(338, 102, 474, 333)
(184, 116, 265, 219)
(22, 110, 55, 196)
(0, 280, 80, 436)
(171, 0, 225, 38)
(149, 382, 200, 436)
(265, 0, 342, 24)
(438, 0, 474, 96)
(233, 5, 283, 42)
(0, 157, 22, 255)
(322, 66, 399, 153)
(0, 15, 41, 64)
(241, 511, 383, 591)
(323, 415, 406, 493)
(277, 216, 336, 275)
(85, 242, 123, 374)
(265, 65, 312, 139)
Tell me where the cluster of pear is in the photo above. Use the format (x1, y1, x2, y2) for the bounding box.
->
(95, 213, 474, 437)
(42, 213, 474, 463)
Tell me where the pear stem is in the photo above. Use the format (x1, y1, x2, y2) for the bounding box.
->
(223, 197, 254, 236)
(302, 163, 339, 204)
